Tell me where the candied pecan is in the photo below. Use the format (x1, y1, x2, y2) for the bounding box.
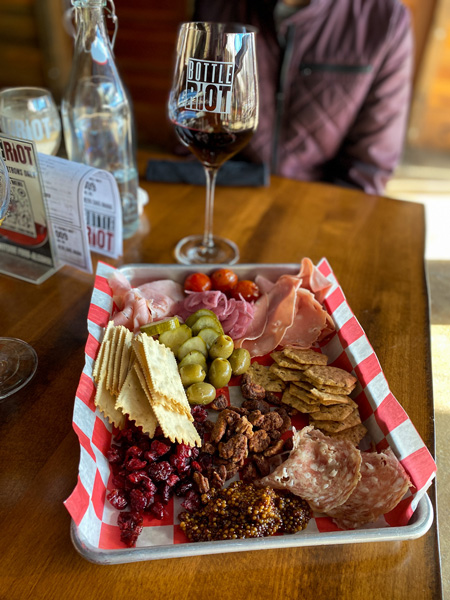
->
(210, 394, 228, 411)
(241, 380, 266, 401)
(204, 419, 215, 432)
(210, 465, 227, 489)
(225, 465, 240, 480)
(210, 409, 238, 443)
(263, 439, 285, 457)
(274, 407, 292, 433)
(218, 434, 248, 463)
(269, 429, 282, 441)
(227, 405, 249, 415)
(248, 429, 271, 453)
(193, 471, 210, 494)
(242, 398, 271, 414)
(259, 412, 284, 432)
(240, 461, 259, 483)
(265, 391, 281, 405)
(235, 416, 254, 438)
(202, 441, 216, 455)
(247, 410, 264, 427)
(253, 454, 272, 477)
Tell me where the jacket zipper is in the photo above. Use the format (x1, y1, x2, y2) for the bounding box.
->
(272, 24, 296, 173)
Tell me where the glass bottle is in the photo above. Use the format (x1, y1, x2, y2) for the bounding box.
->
(61, 0, 140, 239)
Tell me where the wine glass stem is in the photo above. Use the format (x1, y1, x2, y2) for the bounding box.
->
(203, 166, 219, 250)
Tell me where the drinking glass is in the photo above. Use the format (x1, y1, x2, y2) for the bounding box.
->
(0, 87, 62, 155)
(0, 156, 38, 400)
(168, 22, 259, 265)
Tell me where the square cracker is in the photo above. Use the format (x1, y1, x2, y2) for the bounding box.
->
(94, 374, 126, 429)
(118, 329, 133, 391)
(310, 408, 361, 432)
(92, 321, 114, 383)
(247, 362, 286, 392)
(270, 351, 309, 370)
(116, 364, 158, 437)
(282, 347, 328, 366)
(303, 365, 357, 389)
(151, 401, 201, 446)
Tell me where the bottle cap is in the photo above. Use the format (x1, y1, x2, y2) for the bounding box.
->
(72, 0, 107, 7)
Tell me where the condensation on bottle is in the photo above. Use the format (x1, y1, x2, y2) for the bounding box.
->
(61, 0, 140, 239)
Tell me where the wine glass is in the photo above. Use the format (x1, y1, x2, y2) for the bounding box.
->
(0, 156, 38, 400)
(168, 22, 259, 265)
(0, 87, 61, 155)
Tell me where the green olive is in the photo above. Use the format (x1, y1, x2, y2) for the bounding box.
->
(186, 382, 216, 405)
(178, 350, 208, 371)
(208, 357, 232, 389)
(228, 348, 251, 376)
(209, 334, 234, 360)
(179, 363, 206, 387)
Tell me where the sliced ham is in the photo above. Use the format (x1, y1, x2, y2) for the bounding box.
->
(297, 256, 333, 304)
(326, 448, 411, 529)
(138, 280, 184, 322)
(258, 426, 361, 513)
(112, 288, 150, 332)
(280, 288, 330, 347)
(108, 271, 132, 310)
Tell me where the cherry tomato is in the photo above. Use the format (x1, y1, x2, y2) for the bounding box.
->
(210, 268, 238, 293)
(184, 272, 212, 293)
(230, 280, 261, 302)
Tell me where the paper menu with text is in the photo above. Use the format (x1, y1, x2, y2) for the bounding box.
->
(0, 133, 123, 284)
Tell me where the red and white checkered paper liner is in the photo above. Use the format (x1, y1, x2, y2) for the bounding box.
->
(64, 259, 436, 551)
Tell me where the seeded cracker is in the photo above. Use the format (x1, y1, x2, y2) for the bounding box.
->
(282, 388, 317, 413)
(303, 365, 357, 389)
(288, 384, 321, 405)
(309, 403, 355, 421)
(269, 363, 303, 382)
(309, 387, 355, 405)
(116, 363, 158, 436)
(270, 351, 309, 370)
(310, 408, 361, 433)
(282, 347, 328, 366)
(247, 362, 286, 392)
(328, 423, 368, 446)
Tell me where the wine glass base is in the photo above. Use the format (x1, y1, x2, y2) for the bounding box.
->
(0, 338, 38, 401)
(174, 235, 240, 266)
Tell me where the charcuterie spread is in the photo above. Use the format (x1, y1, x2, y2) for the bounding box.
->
(85, 258, 414, 548)
(64, 259, 436, 560)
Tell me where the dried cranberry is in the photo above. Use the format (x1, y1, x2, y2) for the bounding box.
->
(125, 457, 148, 471)
(166, 473, 180, 487)
(197, 453, 213, 470)
(129, 488, 148, 513)
(125, 445, 143, 460)
(112, 474, 126, 489)
(148, 461, 173, 482)
(144, 450, 159, 463)
(150, 501, 166, 520)
(174, 481, 193, 496)
(170, 454, 189, 474)
(143, 490, 155, 507)
(150, 440, 171, 457)
(181, 490, 200, 513)
(191, 461, 202, 472)
(176, 443, 192, 459)
(107, 489, 128, 510)
(118, 511, 143, 547)
(106, 447, 123, 464)
(191, 405, 208, 423)
(160, 484, 172, 504)
(127, 471, 155, 493)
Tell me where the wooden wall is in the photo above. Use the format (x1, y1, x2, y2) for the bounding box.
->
(408, 0, 450, 151)
(0, 0, 446, 152)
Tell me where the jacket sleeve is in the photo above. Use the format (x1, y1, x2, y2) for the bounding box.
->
(329, 4, 414, 195)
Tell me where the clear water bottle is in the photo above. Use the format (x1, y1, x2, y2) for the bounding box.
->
(61, 0, 140, 239)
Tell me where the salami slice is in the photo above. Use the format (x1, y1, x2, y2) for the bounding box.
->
(326, 448, 411, 529)
(258, 426, 361, 512)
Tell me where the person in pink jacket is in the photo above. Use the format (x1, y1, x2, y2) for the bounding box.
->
(192, 0, 414, 195)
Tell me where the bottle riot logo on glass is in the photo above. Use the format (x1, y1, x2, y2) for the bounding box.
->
(185, 59, 235, 115)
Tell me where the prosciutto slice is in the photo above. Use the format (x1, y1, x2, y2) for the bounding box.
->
(235, 259, 334, 357)
(326, 448, 411, 529)
(258, 426, 361, 513)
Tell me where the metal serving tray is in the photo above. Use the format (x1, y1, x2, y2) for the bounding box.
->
(69, 262, 435, 564)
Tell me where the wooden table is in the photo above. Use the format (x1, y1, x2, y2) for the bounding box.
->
(0, 163, 442, 599)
